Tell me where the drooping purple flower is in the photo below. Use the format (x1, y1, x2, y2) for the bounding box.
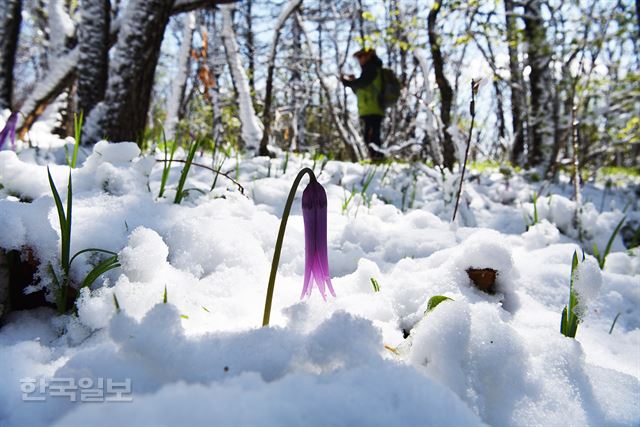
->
(0, 112, 18, 151)
(301, 179, 336, 300)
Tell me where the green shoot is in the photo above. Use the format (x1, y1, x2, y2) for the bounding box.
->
(370, 277, 381, 292)
(163, 285, 168, 303)
(210, 154, 227, 191)
(113, 294, 121, 313)
(593, 215, 626, 269)
(81, 255, 120, 288)
(47, 168, 120, 312)
(180, 314, 189, 319)
(202, 306, 210, 313)
(341, 186, 358, 214)
(174, 138, 201, 204)
(158, 134, 177, 198)
(70, 111, 83, 168)
(47, 167, 72, 313)
(425, 295, 453, 315)
(282, 151, 290, 175)
(560, 251, 581, 338)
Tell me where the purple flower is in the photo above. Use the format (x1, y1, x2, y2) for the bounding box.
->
(0, 112, 18, 150)
(301, 179, 336, 300)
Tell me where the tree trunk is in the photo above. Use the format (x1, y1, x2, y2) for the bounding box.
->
(164, 11, 195, 142)
(258, 0, 302, 156)
(523, 0, 553, 167)
(428, 0, 455, 170)
(0, 0, 22, 110)
(244, 0, 255, 95)
(85, 0, 176, 143)
(504, 0, 527, 166)
(220, 3, 262, 151)
(77, 0, 110, 122)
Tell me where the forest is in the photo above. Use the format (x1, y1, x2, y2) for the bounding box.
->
(0, 1, 638, 426)
(0, 0, 637, 170)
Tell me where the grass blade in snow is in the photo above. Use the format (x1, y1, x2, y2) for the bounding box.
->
(174, 138, 201, 204)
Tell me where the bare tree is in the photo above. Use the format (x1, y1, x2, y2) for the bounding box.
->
(258, 0, 302, 156)
(523, 0, 554, 167)
(220, 3, 262, 150)
(164, 12, 196, 141)
(85, 0, 178, 143)
(77, 0, 110, 121)
(428, 0, 456, 169)
(0, 0, 22, 110)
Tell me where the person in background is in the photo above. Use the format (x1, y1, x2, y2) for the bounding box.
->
(340, 48, 385, 161)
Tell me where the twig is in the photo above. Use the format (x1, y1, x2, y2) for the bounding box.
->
(452, 80, 479, 222)
(156, 158, 246, 195)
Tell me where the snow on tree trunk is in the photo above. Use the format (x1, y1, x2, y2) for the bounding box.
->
(0, 0, 22, 110)
(47, 0, 75, 57)
(17, 48, 79, 137)
(414, 48, 444, 167)
(77, 0, 110, 122)
(164, 11, 195, 142)
(85, 0, 176, 143)
(220, 4, 262, 152)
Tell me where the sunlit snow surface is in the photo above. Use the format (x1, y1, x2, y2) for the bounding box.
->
(0, 138, 638, 426)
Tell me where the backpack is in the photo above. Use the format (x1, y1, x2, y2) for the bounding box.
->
(379, 68, 401, 109)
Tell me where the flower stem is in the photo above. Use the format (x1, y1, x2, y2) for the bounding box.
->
(263, 167, 317, 327)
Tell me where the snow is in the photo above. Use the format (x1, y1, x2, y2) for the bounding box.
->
(573, 256, 603, 320)
(0, 142, 638, 426)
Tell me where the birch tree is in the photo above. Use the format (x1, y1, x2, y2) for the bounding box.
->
(220, 3, 263, 151)
(164, 12, 196, 142)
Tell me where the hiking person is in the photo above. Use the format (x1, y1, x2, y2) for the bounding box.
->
(340, 48, 385, 161)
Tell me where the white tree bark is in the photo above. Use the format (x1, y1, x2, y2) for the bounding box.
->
(164, 12, 195, 141)
(48, 0, 75, 57)
(414, 48, 444, 166)
(220, 3, 262, 151)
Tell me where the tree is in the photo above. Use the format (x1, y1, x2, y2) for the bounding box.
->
(504, 0, 527, 166)
(164, 12, 196, 142)
(258, 0, 302, 156)
(85, 0, 178, 143)
(523, 0, 554, 167)
(77, 0, 110, 121)
(220, 3, 263, 150)
(428, 0, 456, 169)
(0, 0, 22, 110)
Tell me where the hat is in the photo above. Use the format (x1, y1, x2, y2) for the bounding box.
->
(353, 48, 375, 58)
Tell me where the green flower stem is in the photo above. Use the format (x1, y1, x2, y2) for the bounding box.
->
(262, 167, 317, 327)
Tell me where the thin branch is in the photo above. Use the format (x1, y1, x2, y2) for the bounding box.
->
(156, 158, 246, 195)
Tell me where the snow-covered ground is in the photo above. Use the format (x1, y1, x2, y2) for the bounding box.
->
(0, 135, 638, 426)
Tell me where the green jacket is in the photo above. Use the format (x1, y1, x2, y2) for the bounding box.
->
(342, 56, 384, 117)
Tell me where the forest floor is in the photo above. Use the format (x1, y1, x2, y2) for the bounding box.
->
(0, 137, 638, 426)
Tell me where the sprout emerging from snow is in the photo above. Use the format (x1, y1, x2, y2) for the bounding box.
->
(572, 256, 602, 319)
(561, 251, 602, 338)
(301, 179, 335, 300)
(0, 112, 18, 150)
